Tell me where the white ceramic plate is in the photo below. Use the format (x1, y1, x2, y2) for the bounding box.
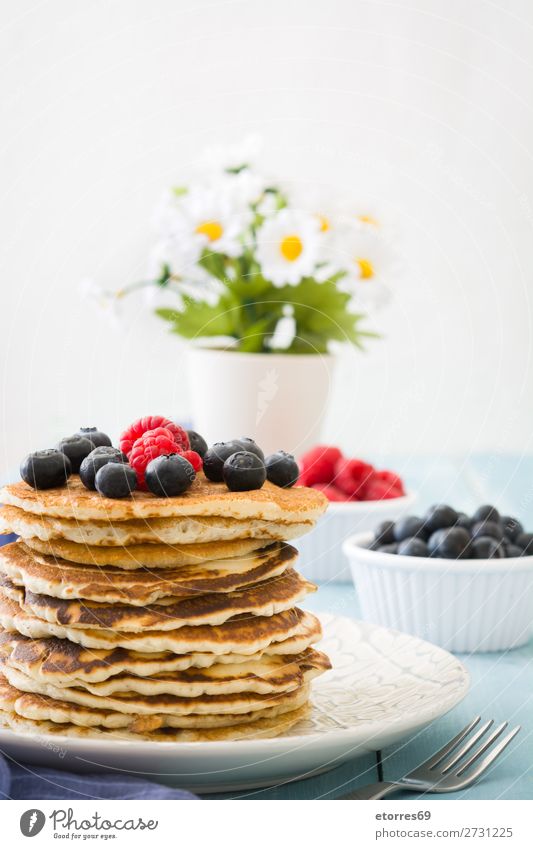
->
(0, 615, 469, 794)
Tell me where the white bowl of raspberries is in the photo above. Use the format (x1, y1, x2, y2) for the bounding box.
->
(295, 446, 416, 582)
(343, 503, 533, 653)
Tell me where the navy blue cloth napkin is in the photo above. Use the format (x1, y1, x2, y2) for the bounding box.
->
(0, 754, 198, 800)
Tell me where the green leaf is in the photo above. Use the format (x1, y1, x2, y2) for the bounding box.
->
(156, 264, 172, 287)
(225, 164, 249, 174)
(227, 271, 272, 301)
(171, 186, 188, 197)
(156, 292, 240, 340)
(198, 250, 228, 283)
(274, 277, 375, 350)
(156, 308, 181, 323)
(156, 270, 376, 351)
(286, 332, 329, 354)
(236, 315, 280, 353)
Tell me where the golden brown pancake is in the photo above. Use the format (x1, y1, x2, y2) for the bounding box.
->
(0, 641, 329, 698)
(0, 468, 330, 743)
(23, 536, 270, 569)
(0, 474, 327, 523)
(1, 663, 316, 718)
(0, 629, 324, 684)
(0, 671, 310, 733)
(0, 541, 297, 605)
(0, 504, 312, 546)
(2, 568, 315, 631)
(0, 701, 311, 742)
(0, 590, 322, 654)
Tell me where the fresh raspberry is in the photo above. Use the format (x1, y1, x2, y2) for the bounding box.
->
(359, 469, 405, 501)
(299, 445, 343, 486)
(310, 483, 346, 502)
(334, 458, 374, 499)
(119, 416, 189, 458)
(300, 444, 405, 502)
(376, 470, 405, 495)
(129, 427, 181, 490)
(364, 480, 403, 500)
(182, 450, 203, 472)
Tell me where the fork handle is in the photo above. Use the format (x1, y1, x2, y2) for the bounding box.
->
(339, 781, 404, 800)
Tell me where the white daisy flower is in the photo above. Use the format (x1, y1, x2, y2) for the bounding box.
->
(169, 186, 252, 259)
(146, 235, 203, 281)
(211, 169, 265, 211)
(79, 278, 122, 327)
(290, 185, 344, 237)
(256, 191, 278, 217)
(332, 223, 399, 310)
(255, 209, 321, 287)
(338, 202, 400, 240)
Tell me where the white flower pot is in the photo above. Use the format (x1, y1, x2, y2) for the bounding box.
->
(186, 347, 335, 456)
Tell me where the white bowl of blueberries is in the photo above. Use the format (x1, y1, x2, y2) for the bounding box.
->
(343, 503, 533, 653)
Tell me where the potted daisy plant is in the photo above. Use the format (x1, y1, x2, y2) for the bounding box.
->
(98, 141, 399, 454)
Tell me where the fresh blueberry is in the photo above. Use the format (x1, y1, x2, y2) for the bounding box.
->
(186, 430, 208, 459)
(203, 441, 244, 482)
(95, 463, 137, 499)
(79, 447, 127, 491)
(471, 520, 504, 542)
(472, 504, 501, 526)
(264, 451, 299, 488)
(516, 532, 533, 555)
(397, 537, 429, 557)
(378, 542, 398, 554)
(373, 520, 396, 546)
(471, 536, 505, 559)
(145, 454, 196, 497)
(428, 526, 471, 559)
(393, 516, 428, 542)
(424, 504, 459, 533)
(235, 437, 265, 461)
(455, 512, 472, 531)
(20, 449, 71, 490)
(76, 427, 112, 448)
(500, 515, 523, 541)
(223, 451, 266, 492)
(505, 543, 523, 558)
(55, 435, 95, 473)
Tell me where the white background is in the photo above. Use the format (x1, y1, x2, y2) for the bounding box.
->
(1, 0, 533, 474)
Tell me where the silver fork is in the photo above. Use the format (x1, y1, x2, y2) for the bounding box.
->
(340, 717, 521, 800)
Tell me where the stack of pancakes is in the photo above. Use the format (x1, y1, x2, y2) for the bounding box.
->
(0, 475, 329, 741)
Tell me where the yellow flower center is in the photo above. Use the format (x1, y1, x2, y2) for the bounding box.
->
(195, 220, 224, 242)
(356, 257, 374, 279)
(280, 234, 303, 262)
(358, 214, 378, 226)
(317, 215, 330, 232)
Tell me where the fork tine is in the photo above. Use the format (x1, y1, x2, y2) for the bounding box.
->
(425, 716, 481, 770)
(440, 719, 494, 773)
(452, 722, 508, 775)
(456, 726, 521, 779)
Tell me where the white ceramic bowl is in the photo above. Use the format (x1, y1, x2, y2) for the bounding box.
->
(343, 532, 533, 653)
(295, 492, 417, 582)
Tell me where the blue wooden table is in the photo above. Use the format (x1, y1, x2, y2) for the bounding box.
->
(206, 454, 533, 800)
